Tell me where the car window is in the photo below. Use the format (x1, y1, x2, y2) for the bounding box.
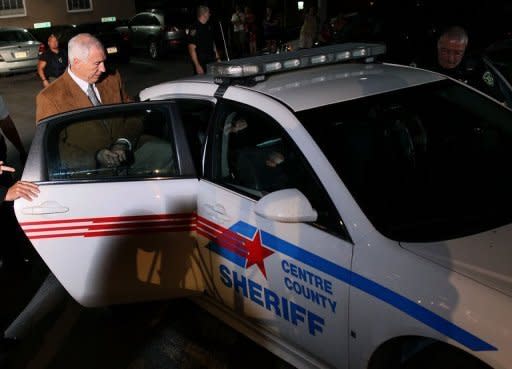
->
(0, 30, 35, 43)
(174, 99, 214, 174)
(298, 79, 512, 241)
(46, 106, 177, 181)
(148, 15, 160, 26)
(131, 14, 147, 26)
(207, 101, 347, 237)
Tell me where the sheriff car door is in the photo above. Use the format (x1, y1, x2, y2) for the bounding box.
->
(15, 101, 205, 307)
(195, 95, 353, 369)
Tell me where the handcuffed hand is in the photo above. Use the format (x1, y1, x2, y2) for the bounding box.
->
(265, 152, 284, 167)
(96, 147, 128, 167)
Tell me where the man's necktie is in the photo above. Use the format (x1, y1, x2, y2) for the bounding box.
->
(87, 84, 101, 106)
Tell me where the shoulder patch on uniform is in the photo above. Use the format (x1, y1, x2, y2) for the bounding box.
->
(482, 71, 494, 87)
(190, 29, 197, 37)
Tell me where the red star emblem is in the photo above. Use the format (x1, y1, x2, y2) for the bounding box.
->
(244, 230, 274, 278)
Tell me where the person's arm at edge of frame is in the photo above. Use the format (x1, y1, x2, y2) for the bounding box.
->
(188, 43, 204, 75)
(0, 162, 39, 204)
(0, 115, 27, 163)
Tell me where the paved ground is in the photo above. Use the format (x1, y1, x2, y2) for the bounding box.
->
(0, 54, 295, 369)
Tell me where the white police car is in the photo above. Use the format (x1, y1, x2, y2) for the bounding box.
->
(15, 44, 512, 369)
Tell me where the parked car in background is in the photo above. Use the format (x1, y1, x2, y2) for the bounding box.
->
(76, 21, 130, 63)
(28, 24, 76, 49)
(116, 8, 193, 59)
(29, 20, 130, 64)
(0, 27, 43, 75)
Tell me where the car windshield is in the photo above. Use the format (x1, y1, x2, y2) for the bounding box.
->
(0, 29, 36, 43)
(297, 80, 512, 242)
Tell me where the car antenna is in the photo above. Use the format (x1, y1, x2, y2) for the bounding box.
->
(219, 20, 230, 61)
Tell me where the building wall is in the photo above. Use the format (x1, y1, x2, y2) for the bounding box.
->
(0, 0, 136, 28)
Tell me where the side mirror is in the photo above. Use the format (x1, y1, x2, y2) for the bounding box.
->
(254, 189, 318, 223)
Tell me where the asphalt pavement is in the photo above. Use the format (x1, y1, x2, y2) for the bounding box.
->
(0, 53, 295, 369)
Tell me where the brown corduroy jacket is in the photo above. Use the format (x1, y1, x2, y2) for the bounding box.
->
(35, 69, 137, 171)
(35, 69, 130, 123)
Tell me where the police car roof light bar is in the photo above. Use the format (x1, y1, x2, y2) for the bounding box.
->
(208, 43, 386, 84)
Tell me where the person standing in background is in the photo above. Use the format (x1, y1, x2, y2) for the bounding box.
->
(245, 6, 257, 55)
(263, 7, 280, 53)
(188, 5, 221, 75)
(299, 7, 319, 49)
(231, 5, 246, 58)
(37, 33, 68, 88)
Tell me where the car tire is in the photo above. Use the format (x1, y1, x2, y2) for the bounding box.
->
(402, 343, 491, 369)
(148, 40, 160, 60)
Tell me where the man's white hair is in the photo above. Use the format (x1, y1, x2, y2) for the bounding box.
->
(68, 33, 103, 62)
(439, 26, 468, 46)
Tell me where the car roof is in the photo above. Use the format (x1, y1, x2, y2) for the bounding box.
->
(0, 26, 29, 31)
(141, 62, 446, 112)
(245, 62, 445, 111)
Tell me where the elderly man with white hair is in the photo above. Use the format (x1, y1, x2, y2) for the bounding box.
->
(35, 33, 138, 169)
(36, 33, 131, 122)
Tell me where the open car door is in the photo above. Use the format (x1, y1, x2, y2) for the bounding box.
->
(14, 101, 205, 307)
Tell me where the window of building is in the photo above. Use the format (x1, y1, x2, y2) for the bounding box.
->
(67, 0, 93, 13)
(0, 0, 26, 18)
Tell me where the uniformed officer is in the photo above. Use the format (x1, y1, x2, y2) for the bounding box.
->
(188, 5, 221, 75)
(415, 26, 508, 104)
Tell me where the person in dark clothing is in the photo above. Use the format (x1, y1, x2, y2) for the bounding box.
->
(188, 5, 220, 75)
(37, 33, 68, 88)
(0, 159, 39, 282)
(416, 26, 508, 103)
(0, 96, 27, 166)
(414, 26, 470, 81)
(263, 7, 280, 53)
(0, 95, 37, 275)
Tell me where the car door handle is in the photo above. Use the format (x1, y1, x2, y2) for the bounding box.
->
(202, 203, 231, 225)
(21, 201, 69, 215)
